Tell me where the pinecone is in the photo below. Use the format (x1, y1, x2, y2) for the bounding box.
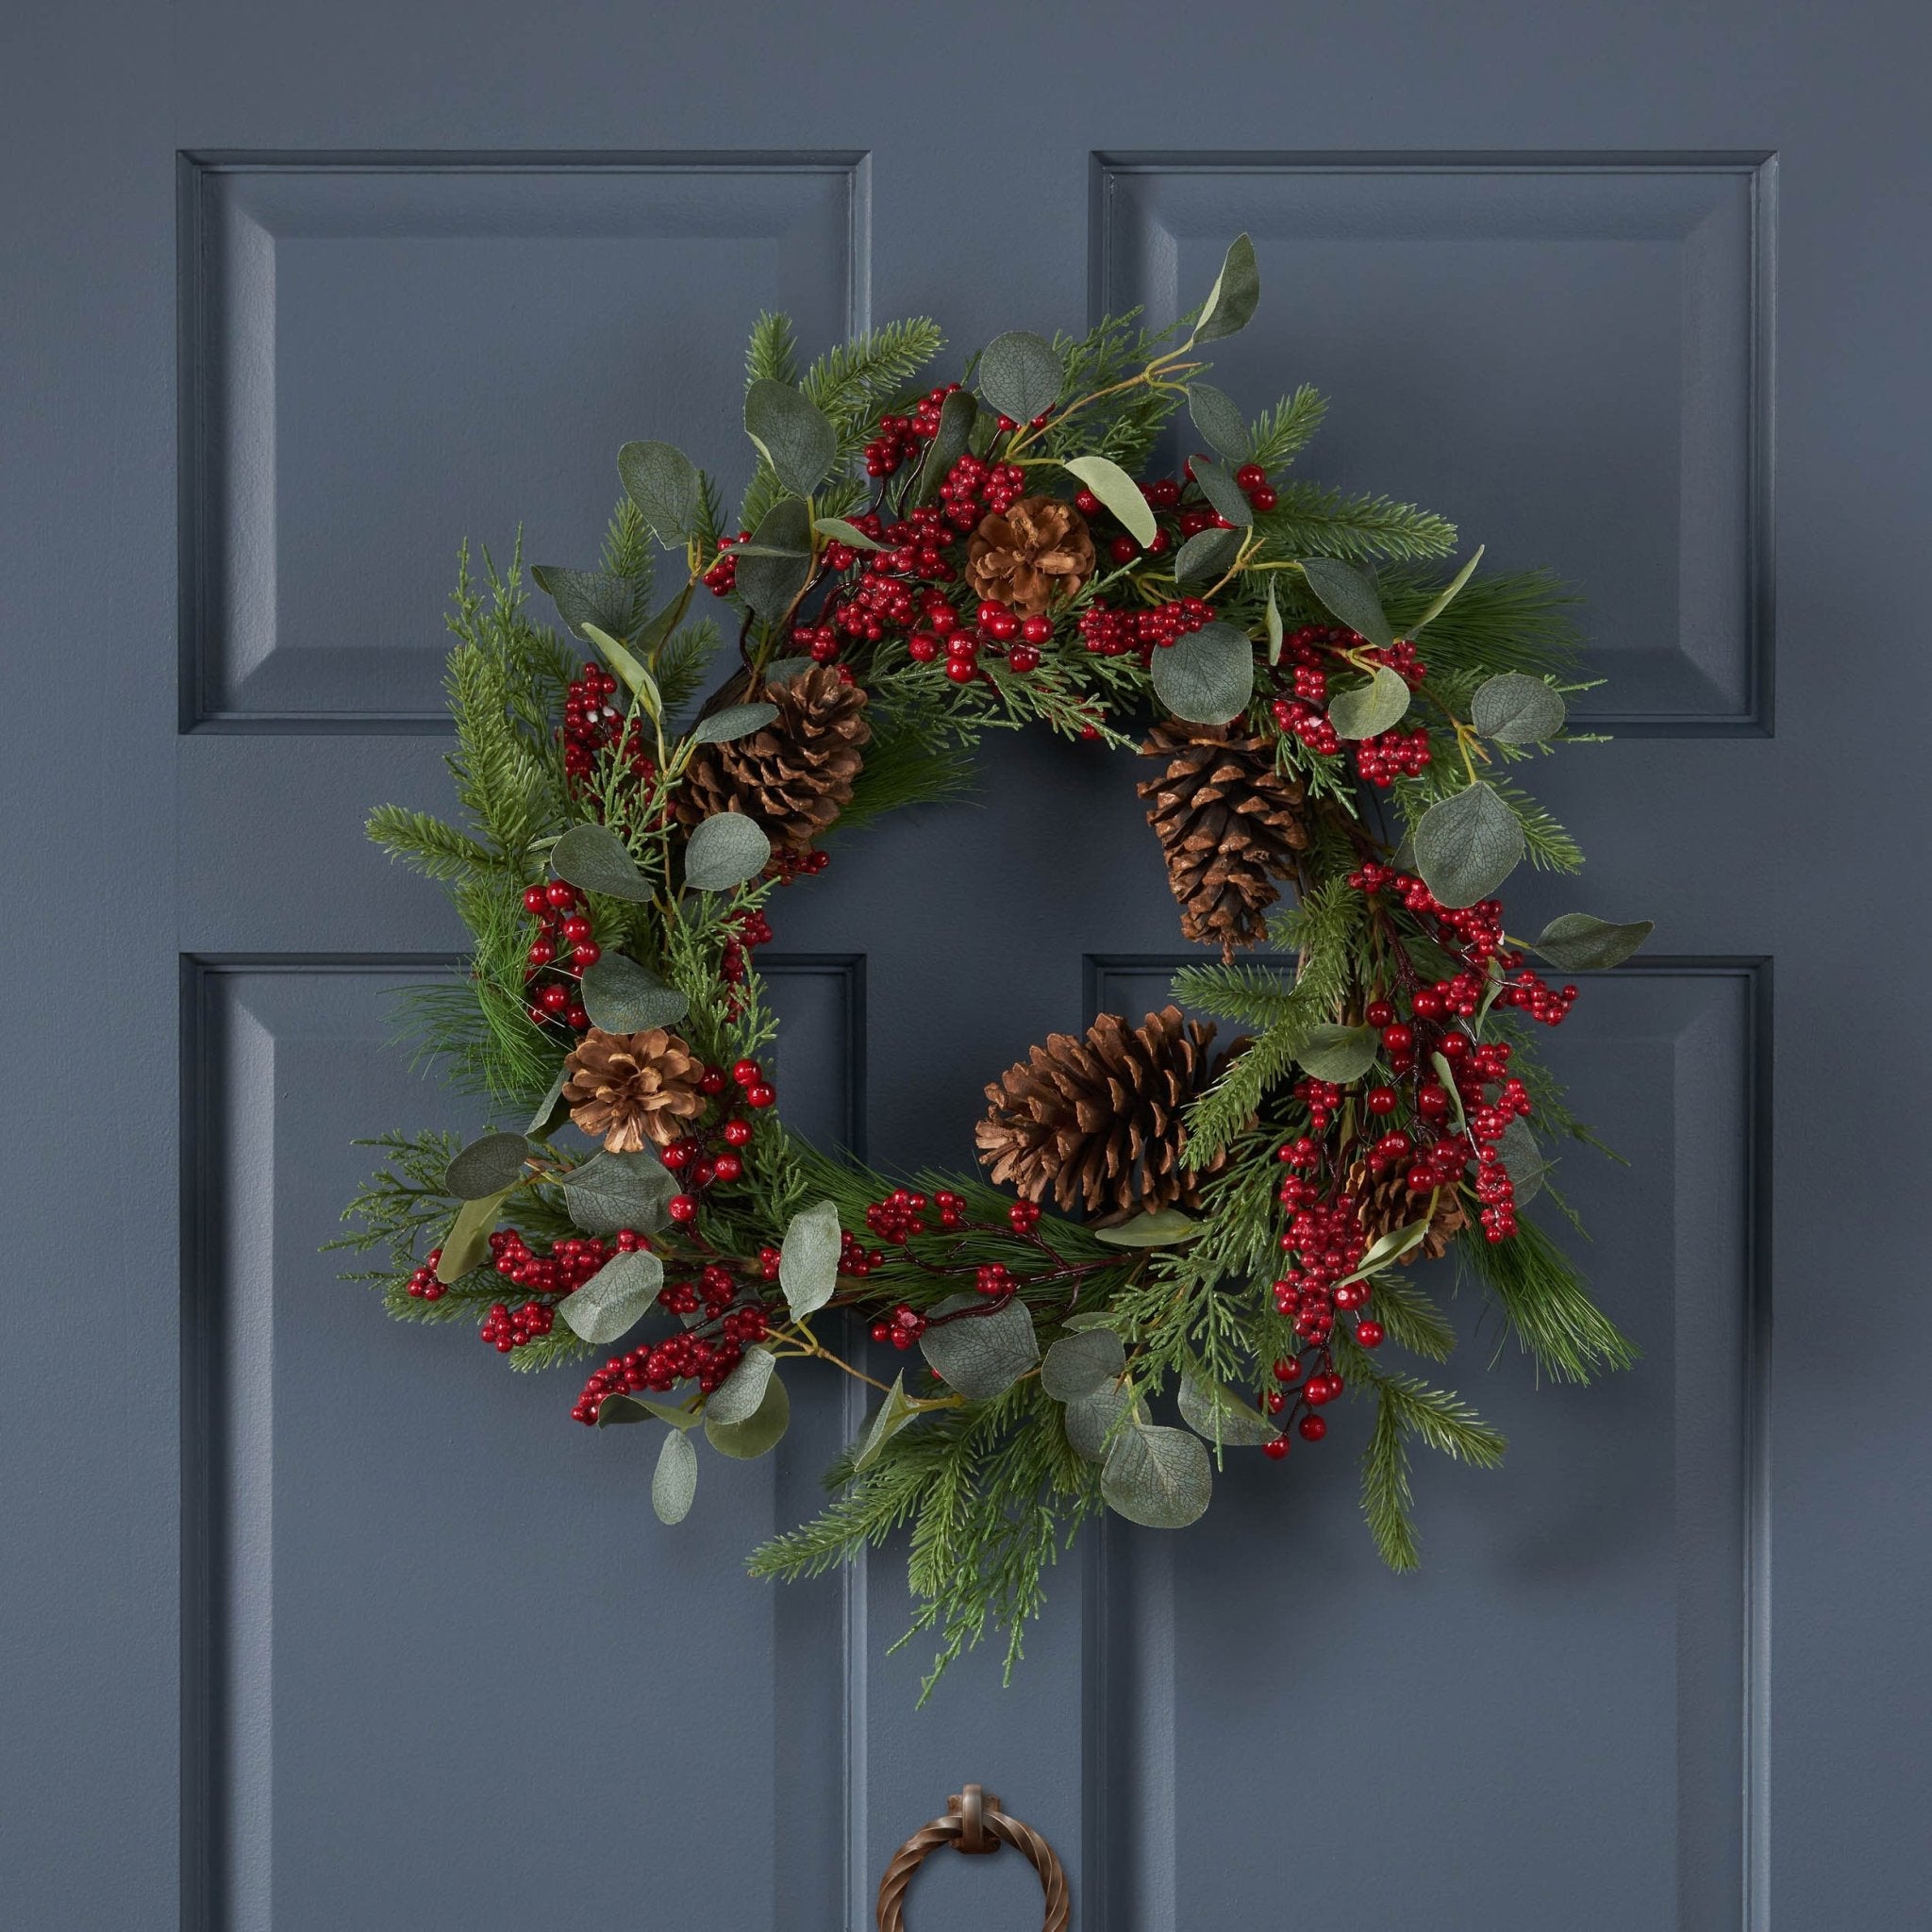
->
(1137, 722, 1311, 958)
(975, 1006, 1235, 1222)
(676, 662, 870, 856)
(1346, 1156, 1469, 1262)
(561, 1026, 704, 1155)
(964, 494, 1096, 615)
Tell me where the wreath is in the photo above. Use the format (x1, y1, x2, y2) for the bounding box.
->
(338, 236, 1653, 1691)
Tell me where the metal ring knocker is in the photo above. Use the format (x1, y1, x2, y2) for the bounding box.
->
(876, 1785, 1070, 1931)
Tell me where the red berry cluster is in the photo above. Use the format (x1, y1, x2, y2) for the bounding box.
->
(862, 381, 962, 476)
(702, 530, 751, 596)
(490, 1224, 642, 1293)
(837, 1228, 886, 1278)
(480, 1298, 555, 1352)
(1076, 596, 1216, 662)
(938, 452, 1027, 524)
(405, 1247, 446, 1300)
(1354, 725, 1432, 786)
(571, 1331, 746, 1424)
(864, 1187, 969, 1244)
(1494, 968, 1580, 1025)
(720, 906, 774, 989)
(871, 1304, 929, 1350)
(522, 881, 596, 1033)
(561, 660, 655, 787)
(657, 1261, 758, 1324)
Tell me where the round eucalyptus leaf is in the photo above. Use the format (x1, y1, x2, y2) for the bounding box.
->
(1191, 233, 1259, 345)
(1532, 912, 1655, 972)
(1102, 1423, 1213, 1528)
(579, 953, 689, 1032)
(530, 564, 641, 643)
(1295, 1023, 1379, 1083)
(1498, 1116, 1551, 1205)
(525, 1067, 570, 1140)
(704, 1344, 776, 1425)
(1173, 524, 1241, 586)
(1149, 620, 1255, 725)
(560, 1248, 664, 1345)
(1041, 1326, 1126, 1402)
(1327, 664, 1412, 741)
(1092, 1208, 1201, 1249)
(1063, 1382, 1134, 1462)
(851, 1373, 923, 1473)
(561, 1149, 677, 1238)
(912, 389, 977, 506)
(651, 1427, 699, 1525)
(1191, 458, 1252, 529)
(551, 823, 654, 903)
(683, 811, 773, 893)
(1061, 454, 1156, 545)
(704, 1371, 790, 1459)
(689, 702, 779, 746)
(1177, 1374, 1278, 1448)
(443, 1131, 530, 1200)
(1473, 672, 1566, 744)
(1187, 381, 1252, 461)
(975, 329, 1065, 424)
(1300, 557, 1394, 651)
(617, 440, 703, 546)
(743, 378, 837, 497)
(778, 1197, 841, 1319)
(919, 1293, 1040, 1402)
(1414, 780, 1525, 909)
(736, 498, 814, 623)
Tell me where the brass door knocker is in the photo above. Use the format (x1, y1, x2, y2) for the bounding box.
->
(875, 1786, 1069, 1930)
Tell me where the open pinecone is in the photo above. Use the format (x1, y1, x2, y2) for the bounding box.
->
(562, 1026, 704, 1155)
(975, 1006, 1237, 1222)
(1137, 722, 1311, 958)
(1346, 1155, 1469, 1261)
(964, 494, 1096, 615)
(676, 662, 869, 855)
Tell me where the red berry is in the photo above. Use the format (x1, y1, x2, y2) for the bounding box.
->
(667, 1194, 698, 1224)
(1356, 1321, 1386, 1349)
(1263, 1436, 1291, 1460)
(731, 1059, 760, 1086)
(1109, 533, 1140, 564)
(722, 1119, 753, 1147)
(545, 881, 575, 910)
(1297, 1413, 1327, 1442)
(712, 1152, 743, 1183)
(744, 1082, 775, 1109)
(1249, 486, 1276, 512)
(1236, 464, 1266, 491)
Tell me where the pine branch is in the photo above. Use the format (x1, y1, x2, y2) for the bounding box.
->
(652, 620, 721, 728)
(1363, 1272, 1457, 1362)
(1257, 482, 1458, 564)
(1169, 958, 1301, 1026)
(830, 706, 977, 836)
(599, 495, 656, 600)
(1456, 1215, 1637, 1384)
(1380, 567, 1580, 680)
(744, 309, 798, 390)
(1247, 386, 1328, 471)
(365, 806, 502, 883)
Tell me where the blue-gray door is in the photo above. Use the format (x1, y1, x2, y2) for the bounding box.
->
(8, 4, 1928, 1927)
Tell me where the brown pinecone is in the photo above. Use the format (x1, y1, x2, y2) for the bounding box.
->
(676, 662, 870, 855)
(561, 1026, 704, 1155)
(1137, 722, 1311, 958)
(964, 494, 1095, 615)
(1346, 1156, 1469, 1262)
(975, 1006, 1235, 1222)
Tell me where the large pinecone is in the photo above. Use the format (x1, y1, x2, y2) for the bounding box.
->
(1346, 1155, 1469, 1262)
(677, 662, 870, 855)
(1137, 722, 1311, 958)
(561, 1026, 704, 1155)
(975, 1006, 1235, 1222)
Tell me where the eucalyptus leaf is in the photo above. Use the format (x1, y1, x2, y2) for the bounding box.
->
(525, 1067, 570, 1139)
(1062, 454, 1155, 545)
(1300, 557, 1395, 651)
(912, 389, 976, 506)
(1414, 781, 1524, 909)
(813, 516, 886, 552)
(551, 823, 655, 903)
(1064, 1382, 1133, 1462)
(683, 811, 772, 892)
(435, 1185, 514, 1284)
(1473, 672, 1566, 744)
(1428, 1052, 1469, 1135)
(1327, 664, 1411, 740)
(1093, 1208, 1202, 1249)
(530, 565, 640, 643)
(1177, 1374, 1278, 1448)
(743, 379, 837, 496)
(1173, 524, 1241, 586)
(758, 655, 813, 689)
(735, 498, 813, 623)
(851, 1373, 922, 1473)
(580, 624, 660, 715)
(443, 1131, 530, 1201)
(778, 1197, 841, 1320)
(561, 1149, 677, 1237)
(618, 440, 703, 546)
(1191, 458, 1252, 529)
(1295, 1022, 1379, 1083)
(705, 1344, 776, 1425)
(704, 1372, 790, 1459)
(1352, 1218, 1431, 1276)
(1264, 580, 1284, 665)
(1191, 233, 1259, 345)
(595, 1392, 700, 1430)
(1148, 619, 1255, 725)
(579, 953, 689, 1032)
(918, 1293, 1039, 1401)
(1410, 543, 1485, 632)
(1041, 1326, 1125, 1402)
(1187, 381, 1252, 460)
(975, 329, 1064, 424)
(1102, 1423, 1213, 1528)
(1532, 912, 1655, 971)
(689, 702, 779, 746)
(560, 1248, 664, 1345)
(1498, 1116, 1551, 1205)
(651, 1427, 698, 1524)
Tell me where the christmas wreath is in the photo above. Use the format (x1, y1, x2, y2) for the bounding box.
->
(338, 237, 1653, 1690)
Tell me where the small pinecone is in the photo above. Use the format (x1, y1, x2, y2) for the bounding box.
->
(975, 1006, 1234, 1222)
(676, 662, 870, 855)
(1346, 1156, 1469, 1262)
(1137, 722, 1311, 958)
(561, 1026, 704, 1155)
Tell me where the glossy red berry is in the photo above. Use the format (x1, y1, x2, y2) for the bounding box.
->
(1297, 1413, 1327, 1442)
(667, 1194, 698, 1224)
(1263, 1436, 1291, 1460)
(731, 1059, 760, 1086)
(722, 1118, 753, 1147)
(1356, 1321, 1386, 1349)
(744, 1082, 776, 1109)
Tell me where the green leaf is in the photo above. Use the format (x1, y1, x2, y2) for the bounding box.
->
(1148, 619, 1255, 725)
(1409, 543, 1485, 632)
(1191, 458, 1252, 529)
(1532, 912, 1655, 971)
(1178, 1374, 1277, 1448)
(580, 623, 660, 715)
(1040, 1327, 1125, 1402)
(1295, 1022, 1379, 1083)
(442, 1131, 529, 1200)
(758, 655, 813, 689)
(812, 516, 885, 552)
(551, 823, 655, 903)
(851, 1373, 922, 1473)
(1191, 233, 1259, 345)
(1187, 381, 1252, 461)
(683, 811, 772, 892)
(704, 1371, 790, 1459)
(1428, 1051, 1469, 1135)
(778, 1197, 841, 1319)
(579, 954, 689, 1032)
(1327, 664, 1411, 740)
(525, 1068, 570, 1139)
(1264, 580, 1284, 665)
(1093, 1208, 1202, 1249)
(618, 440, 703, 546)
(596, 1392, 699, 1429)
(1061, 454, 1155, 545)
(1498, 1116, 1551, 1206)
(561, 1149, 677, 1237)
(1300, 557, 1395, 650)
(1173, 524, 1241, 586)
(912, 389, 976, 507)
(560, 1247, 664, 1345)
(530, 565, 641, 643)
(736, 498, 813, 623)
(1473, 672, 1566, 744)
(1062, 1309, 1124, 1333)
(706, 1344, 777, 1424)
(689, 702, 778, 746)
(651, 1427, 698, 1524)
(918, 1294, 1039, 1401)
(1414, 781, 1524, 908)
(1351, 1218, 1432, 1277)
(743, 378, 837, 496)
(1063, 1382, 1133, 1462)
(975, 329, 1064, 424)
(435, 1185, 514, 1283)
(1102, 1423, 1212, 1527)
